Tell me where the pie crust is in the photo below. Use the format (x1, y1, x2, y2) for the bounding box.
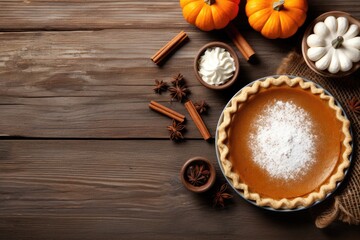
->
(217, 75, 352, 209)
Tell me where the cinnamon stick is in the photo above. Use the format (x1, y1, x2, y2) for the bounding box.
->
(149, 101, 185, 123)
(185, 100, 211, 141)
(225, 23, 255, 61)
(151, 31, 189, 65)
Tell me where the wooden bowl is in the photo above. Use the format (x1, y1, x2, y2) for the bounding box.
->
(194, 42, 240, 90)
(302, 11, 360, 78)
(180, 156, 216, 193)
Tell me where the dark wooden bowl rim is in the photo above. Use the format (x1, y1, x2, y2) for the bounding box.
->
(194, 41, 240, 90)
(180, 156, 216, 193)
(301, 11, 360, 78)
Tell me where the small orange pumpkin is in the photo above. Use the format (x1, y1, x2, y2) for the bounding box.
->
(180, 0, 240, 31)
(246, 0, 308, 39)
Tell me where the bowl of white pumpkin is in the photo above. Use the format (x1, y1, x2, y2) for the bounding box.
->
(302, 11, 360, 77)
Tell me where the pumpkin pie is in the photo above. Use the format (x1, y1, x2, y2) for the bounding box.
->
(217, 75, 352, 209)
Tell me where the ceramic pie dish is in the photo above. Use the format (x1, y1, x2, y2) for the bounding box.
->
(216, 75, 352, 210)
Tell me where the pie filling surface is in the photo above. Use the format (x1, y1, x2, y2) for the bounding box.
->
(217, 76, 352, 209)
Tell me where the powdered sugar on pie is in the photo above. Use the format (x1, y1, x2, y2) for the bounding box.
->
(249, 100, 317, 181)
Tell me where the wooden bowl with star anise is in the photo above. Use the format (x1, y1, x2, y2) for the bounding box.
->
(180, 156, 216, 193)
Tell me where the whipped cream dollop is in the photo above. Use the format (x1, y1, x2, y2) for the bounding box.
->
(198, 47, 236, 86)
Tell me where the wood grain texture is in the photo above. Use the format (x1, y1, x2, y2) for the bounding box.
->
(0, 140, 359, 240)
(0, 2, 358, 139)
(0, 28, 296, 138)
(0, 0, 358, 31)
(0, 0, 186, 31)
(1, 0, 360, 239)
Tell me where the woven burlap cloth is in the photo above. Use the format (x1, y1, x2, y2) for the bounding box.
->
(276, 51, 360, 228)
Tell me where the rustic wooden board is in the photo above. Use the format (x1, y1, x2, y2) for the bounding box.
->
(0, 0, 358, 30)
(1, 0, 360, 239)
(0, 2, 358, 139)
(0, 140, 359, 239)
(0, 28, 296, 138)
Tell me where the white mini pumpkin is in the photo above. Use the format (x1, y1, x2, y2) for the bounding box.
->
(306, 16, 360, 74)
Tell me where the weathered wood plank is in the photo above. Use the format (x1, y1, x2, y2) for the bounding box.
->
(0, 1, 359, 139)
(0, 140, 359, 239)
(0, 0, 358, 31)
(0, 0, 186, 31)
(0, 28, 297, 138)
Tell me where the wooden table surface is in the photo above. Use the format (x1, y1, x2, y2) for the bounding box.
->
(0, 1, 359, 239)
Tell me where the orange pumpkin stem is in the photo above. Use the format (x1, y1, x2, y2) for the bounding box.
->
(273, 0, 285, 11)
(204, 0, 215, 5)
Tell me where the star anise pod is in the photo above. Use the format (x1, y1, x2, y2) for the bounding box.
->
(153, 79, 168, 94)
(187, 163, 210, 186)
(213, 183, 233, 208)
(169, 84, 189, 102)
(194, 100, 209, 114)
(167, 119, 185, 141)
(171, 73, 185, 86)
(348, 97, 360, 114)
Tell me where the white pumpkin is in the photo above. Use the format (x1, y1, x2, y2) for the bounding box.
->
(306, 16, 360, 74)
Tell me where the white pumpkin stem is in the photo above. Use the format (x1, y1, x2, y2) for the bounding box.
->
(273, 0, 285, 11)
(332, 36, 344, 49)
(204, 0, 215, 5)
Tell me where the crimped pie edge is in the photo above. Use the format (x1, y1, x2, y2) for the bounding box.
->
(217, 75, 352, 209)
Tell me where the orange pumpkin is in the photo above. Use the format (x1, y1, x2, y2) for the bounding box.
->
(246, 0, 308, 39)
(180, 0, 240, 31)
